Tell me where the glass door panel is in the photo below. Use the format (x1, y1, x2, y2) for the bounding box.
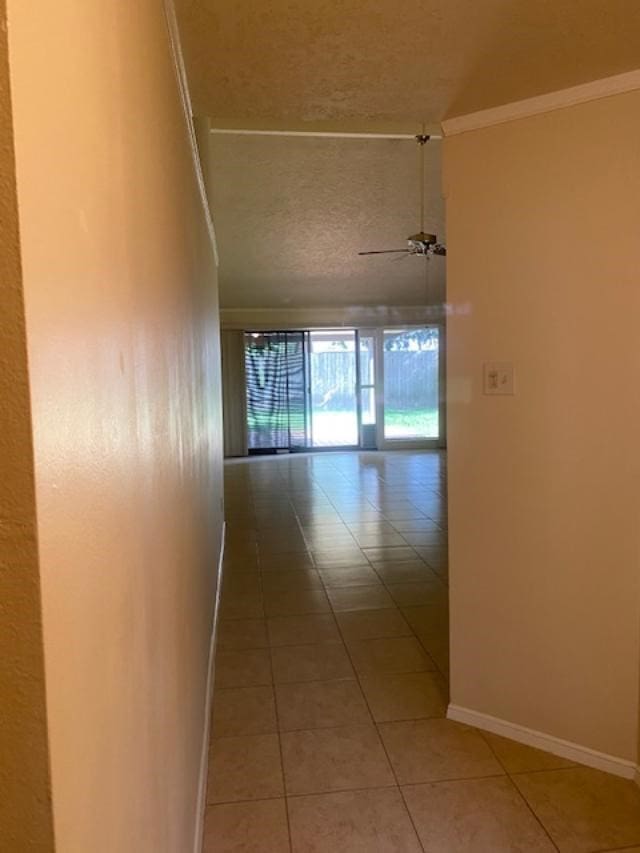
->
(357, 331, 377, 449)
(244, 331, 308, 451)
(383, 327, 440, 441)
(309, 330, 358, 447)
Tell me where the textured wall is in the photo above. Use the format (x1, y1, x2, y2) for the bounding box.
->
(445, 90, 640, 762)
(0, 0, 54, 847)
(7, 1, 224, 850)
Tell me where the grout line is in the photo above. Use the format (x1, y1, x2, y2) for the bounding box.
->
(263, 570, 294, 852)
(332, 602, 428, 853)
(478, 731, 561, 852)
(506, 765, 578, 777)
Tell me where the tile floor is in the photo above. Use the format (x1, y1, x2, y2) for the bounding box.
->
(204, 450, 640, 852)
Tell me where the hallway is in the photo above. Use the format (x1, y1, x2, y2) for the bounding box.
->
(204, 451, 640, 852)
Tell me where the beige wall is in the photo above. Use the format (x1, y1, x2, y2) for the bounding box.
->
(445, 90, 640, 762)
(0, 0, 54, 847)
(7, 1, 224, 850)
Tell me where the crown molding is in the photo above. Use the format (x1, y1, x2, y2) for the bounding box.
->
(442, 69, 640, 137)
(219, 304, 447, 329)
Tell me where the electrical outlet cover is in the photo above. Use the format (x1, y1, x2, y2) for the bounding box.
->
(483, 362, 515, 395)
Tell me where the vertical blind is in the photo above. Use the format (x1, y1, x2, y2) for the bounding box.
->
(244, 332, 307, 451)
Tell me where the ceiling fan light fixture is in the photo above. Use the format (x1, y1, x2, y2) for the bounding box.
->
(408, 231, 438, 253)
(357, 131, 446, 259)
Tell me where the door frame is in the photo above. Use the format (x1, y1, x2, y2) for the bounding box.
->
(374, 323, 446, 451)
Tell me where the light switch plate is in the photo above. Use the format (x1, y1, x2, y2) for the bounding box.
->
(483, 362, 515, 395)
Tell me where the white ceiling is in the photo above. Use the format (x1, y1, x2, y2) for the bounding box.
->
(209, 135, 446, 308)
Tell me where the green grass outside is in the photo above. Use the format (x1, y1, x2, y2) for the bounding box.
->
(248, 408, 438, 429)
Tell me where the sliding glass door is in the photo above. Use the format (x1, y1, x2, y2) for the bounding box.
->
(308, 330, 358, 448)
(244, 325, 444, 453)
(244, 329, 360, 452)
(244, 332, 307, 451)
(378, 326, 442, 447)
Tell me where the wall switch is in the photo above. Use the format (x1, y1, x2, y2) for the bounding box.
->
(483, 362, 515, 395)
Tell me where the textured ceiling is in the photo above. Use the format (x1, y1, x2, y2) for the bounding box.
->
(176, 0, 640, 125)
(209, 135, 445, 308)
(182, 0, 639, 310)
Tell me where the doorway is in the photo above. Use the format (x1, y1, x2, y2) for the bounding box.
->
(308, 330, 358, 448)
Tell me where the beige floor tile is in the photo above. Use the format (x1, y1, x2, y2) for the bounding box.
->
(297, 514, 343, 526)
(346, 521, 396, 535)
(224, 543, 259, 560)
(271, 643, 355, 683)
(401, 602, 449, 633)
(261, 570, 323, 592)
(359, 671, 448, 722)
(268, 614, 342, 647)
(390, 519, 442, 532)
(372, 561, 436, 584)
(354, 532, 408, 548)
(288, 788, 422, 852)
(275, 678, 371, 731)
(401, 532, 448, 547)
(347, 636, 435, 675)
(219, 590, 264, 620)
(312, 550, 369, 568)
(217, 618, 268, 650)
(403, 776, 556, 852)
(281, 724, 394, 795)
(362, 546, 418, 563)
(417, 631, 449, 676)
(336, 608, 413, 641)
(305, 532, 357, 549)
(415, 547, 448, 570)
(207, 733, 284, 803)
(327, 585, 395, 612)
(381, 509, 427, 521)
(513, 766, 640, 853)
(339, 510, 386, 523)
(260, 553, 316, 571)
(386, 582, 448, 608)
(483, 732, 576, 774)
(318, 566, 381, 587)
(221, 572, 261, 596)
(264, 588, 331, 617)
(203, 799, 290, 852)
(215, 648, 272, 688)
(212, 685, 277, 737)
(379, 718, 504, 784)
(222, 556, 260, 574)
(301, 522, 351, 535)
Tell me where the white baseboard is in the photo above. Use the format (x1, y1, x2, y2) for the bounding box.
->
(447, 703, 637, 780)
(193, 522, 226, 853)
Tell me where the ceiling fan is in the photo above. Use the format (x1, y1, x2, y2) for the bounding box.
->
(358, 134, 446, 258)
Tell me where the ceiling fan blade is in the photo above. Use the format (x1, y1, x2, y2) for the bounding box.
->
(358, 249, 410, 255)
(431, 244, 447, 256)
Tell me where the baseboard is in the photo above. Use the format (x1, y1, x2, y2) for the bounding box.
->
(193, 522, 226, 853)
(447, 703, 637, 780)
